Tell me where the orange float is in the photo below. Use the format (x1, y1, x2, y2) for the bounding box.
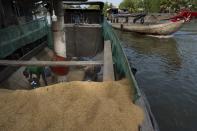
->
(51, 55, 70, 76)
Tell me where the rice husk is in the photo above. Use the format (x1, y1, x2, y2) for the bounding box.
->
(0, 80, 144, 131)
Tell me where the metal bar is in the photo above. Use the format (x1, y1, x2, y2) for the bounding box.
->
(0, 60, 103, 67)
(64, 24, 102, 28)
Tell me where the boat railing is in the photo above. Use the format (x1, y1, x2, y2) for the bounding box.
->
(102, 18, 141, 101)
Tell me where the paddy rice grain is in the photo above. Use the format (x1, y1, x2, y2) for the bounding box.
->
(0, 80, 143, 131)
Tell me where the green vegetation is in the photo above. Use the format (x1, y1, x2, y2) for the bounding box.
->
(119, 0, 197, 13)
(103, 2, 113, 16)
(88, 2, 113, 16)
(119, 0, 137, 12)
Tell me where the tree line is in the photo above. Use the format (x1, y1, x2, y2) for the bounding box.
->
(119, 0, 197, 13)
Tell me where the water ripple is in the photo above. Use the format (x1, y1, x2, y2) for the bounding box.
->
(116, 22, 197, 131)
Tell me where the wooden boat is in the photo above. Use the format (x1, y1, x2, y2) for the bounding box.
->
(0, 1, 159, 131)
(111, 20, 185, 35)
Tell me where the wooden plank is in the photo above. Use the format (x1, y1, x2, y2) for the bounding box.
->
(0, 60, 103, 67)
(103, 40, 115, 81)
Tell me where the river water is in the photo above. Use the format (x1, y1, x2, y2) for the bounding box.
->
(116, 21, 197, 131)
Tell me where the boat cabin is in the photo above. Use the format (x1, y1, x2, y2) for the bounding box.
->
(0, 1, 117, 89)
(63, 1, 104, 57)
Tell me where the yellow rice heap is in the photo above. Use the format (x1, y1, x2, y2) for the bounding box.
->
(0, 80, 144, 131)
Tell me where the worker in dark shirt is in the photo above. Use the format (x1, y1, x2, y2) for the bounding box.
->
(23, 66, 48, 88)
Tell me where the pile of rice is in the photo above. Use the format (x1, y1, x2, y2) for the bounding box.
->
(0, 80, 143, 131)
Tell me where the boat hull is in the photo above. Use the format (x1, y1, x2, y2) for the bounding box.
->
(112, 20, 185, 35)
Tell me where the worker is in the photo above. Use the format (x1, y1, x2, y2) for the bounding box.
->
(23, 66, 48, 88)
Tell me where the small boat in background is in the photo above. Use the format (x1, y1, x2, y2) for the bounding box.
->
(111, 20, 185, 35)
(108, 9, 197, 36)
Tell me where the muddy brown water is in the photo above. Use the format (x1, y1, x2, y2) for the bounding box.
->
(116, 21, 197, 131)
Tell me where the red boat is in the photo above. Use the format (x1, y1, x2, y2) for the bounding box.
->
(170, 9, 197, 22)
